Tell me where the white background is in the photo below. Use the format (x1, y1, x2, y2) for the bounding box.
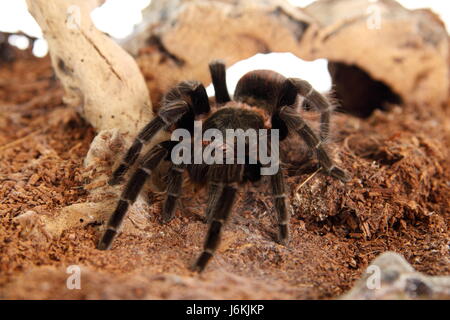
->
(0, 0, 448, 92)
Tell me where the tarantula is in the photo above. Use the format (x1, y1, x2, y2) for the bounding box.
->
(97, 60, 351, 272)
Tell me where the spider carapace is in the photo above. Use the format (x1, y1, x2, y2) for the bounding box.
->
(97, 60, 351, 272)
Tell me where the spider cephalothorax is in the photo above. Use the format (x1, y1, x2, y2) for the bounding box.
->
(97, 60, 351, 272)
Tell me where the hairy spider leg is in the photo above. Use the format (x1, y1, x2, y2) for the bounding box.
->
(205, 181, 224, 223)
(287, 78, 334, 142)
(270, 167, 290, 245)
(209, 60, 231, 104)
(98, 141, 171, 250)
(108, 116, 166, 185)
(278, 104, 350, 182)
(192, 182, 239, 272)
(161, 163, 185, 223)
(109, 81, 210, 185)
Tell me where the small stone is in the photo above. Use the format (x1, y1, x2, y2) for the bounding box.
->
(341, 252, 450, 300)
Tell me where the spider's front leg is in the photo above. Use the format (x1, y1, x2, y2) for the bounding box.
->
(97, 142, 170, 250)
(191, 165, 243, 272)
(191, 183, 238, 272)
(109, 81, 210, 185)
(278, 105, 351, 182)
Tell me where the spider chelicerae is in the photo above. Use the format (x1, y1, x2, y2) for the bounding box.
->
(97, 60, 351, 272)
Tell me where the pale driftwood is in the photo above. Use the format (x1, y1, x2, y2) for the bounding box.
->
(122, 0, 314, 104)
(25, 0, 164, 239)
(124, 0, 448, 109)
(300, 0, 449, 109)
(26, 0, 153, 135)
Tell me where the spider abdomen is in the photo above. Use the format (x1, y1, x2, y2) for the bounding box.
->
(234, 69, 288, 114)
(203, 105, 267, 133)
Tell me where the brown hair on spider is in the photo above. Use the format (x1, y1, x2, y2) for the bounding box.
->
(97, 60, 351, 272)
